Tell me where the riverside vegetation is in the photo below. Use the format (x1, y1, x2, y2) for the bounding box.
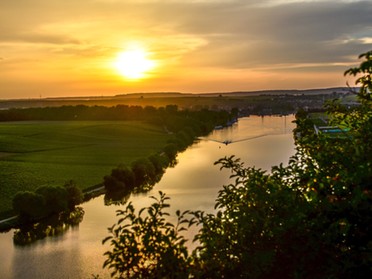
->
(102, 52, 372, 278)
(0, 105, 233, 225)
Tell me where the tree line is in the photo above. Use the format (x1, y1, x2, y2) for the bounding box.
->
(8, 105, 233, 227)
(12, 180, 83, 222)
(0, 103, 232, 126)
(102, 106, 230, 201)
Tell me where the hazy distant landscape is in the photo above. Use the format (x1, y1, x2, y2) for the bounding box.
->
(0, 87, 355, 114)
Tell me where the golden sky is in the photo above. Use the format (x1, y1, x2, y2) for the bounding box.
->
(1, 0, 372, 99)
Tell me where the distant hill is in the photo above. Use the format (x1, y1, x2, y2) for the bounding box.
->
(1, 87, 355, 102)
(113, 87, 354, 98)
(201, 87, 354, 97)
(115, 92, 186, 98)
(0, 87, 357, 111)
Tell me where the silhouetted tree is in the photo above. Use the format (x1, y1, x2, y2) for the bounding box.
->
(131, 158, 156, 188)
(12, 191, 46, 220)
(36, 186, 68, 215)
(64, 180, 83, 210)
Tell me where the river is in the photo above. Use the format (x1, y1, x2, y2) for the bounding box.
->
(0, 115, 296, 279)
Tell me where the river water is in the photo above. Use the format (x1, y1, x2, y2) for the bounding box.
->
(0, 115, 296, 279)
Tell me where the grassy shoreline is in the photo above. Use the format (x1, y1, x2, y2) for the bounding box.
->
(0, 120, 172, 214)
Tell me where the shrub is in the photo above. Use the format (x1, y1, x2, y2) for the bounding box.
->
(103, 192, 191, 279)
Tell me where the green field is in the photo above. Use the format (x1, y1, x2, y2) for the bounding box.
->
(0, 121, 172, 213)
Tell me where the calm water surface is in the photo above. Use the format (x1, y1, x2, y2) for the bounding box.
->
(0, 115, 296, 279)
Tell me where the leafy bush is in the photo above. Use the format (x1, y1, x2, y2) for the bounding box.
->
(103, 192, 191, 279)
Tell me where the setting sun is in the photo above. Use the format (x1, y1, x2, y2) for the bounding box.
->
(114, 47, 157, 80)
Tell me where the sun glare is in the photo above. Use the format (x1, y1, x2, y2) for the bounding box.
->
(114, 47, 156, 80)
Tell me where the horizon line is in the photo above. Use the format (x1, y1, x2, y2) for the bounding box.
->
(0, 86, 358, 102)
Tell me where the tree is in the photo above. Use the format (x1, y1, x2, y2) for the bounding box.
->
(104, 165, 136, 193)
(344, 50, 372, 101)
(103, 192, 190, 279)
(12, 191, 46, 220)
(148, 153, 168, 173)
(103, 175, 126, 192)
(64, 180, 83, 210)
(163, 143, 178, 161)
(131, 158, 156, 189)
(36, 186, 68, 216)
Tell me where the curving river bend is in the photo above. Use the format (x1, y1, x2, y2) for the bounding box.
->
(0, 115, 296, 279)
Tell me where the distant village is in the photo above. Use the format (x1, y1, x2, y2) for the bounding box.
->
(0, 87, 359, 116)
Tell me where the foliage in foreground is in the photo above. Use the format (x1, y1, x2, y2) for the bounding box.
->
(103, 151, 371, 278)
(103, 51, 372, 278)
(103, 192, 191, 278)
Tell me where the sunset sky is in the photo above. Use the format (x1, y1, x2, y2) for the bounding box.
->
(1, 0, 372, 99)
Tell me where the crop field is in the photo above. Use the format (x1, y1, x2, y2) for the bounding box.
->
(0, 121, 171, 213)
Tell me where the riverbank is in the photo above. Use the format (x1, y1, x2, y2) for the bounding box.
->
(0, 184, 105, 231)
(0, 106, 233, 227)
(0, 120, 172, 213)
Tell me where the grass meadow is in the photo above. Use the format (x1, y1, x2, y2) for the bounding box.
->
(0, 121, 172, 213)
